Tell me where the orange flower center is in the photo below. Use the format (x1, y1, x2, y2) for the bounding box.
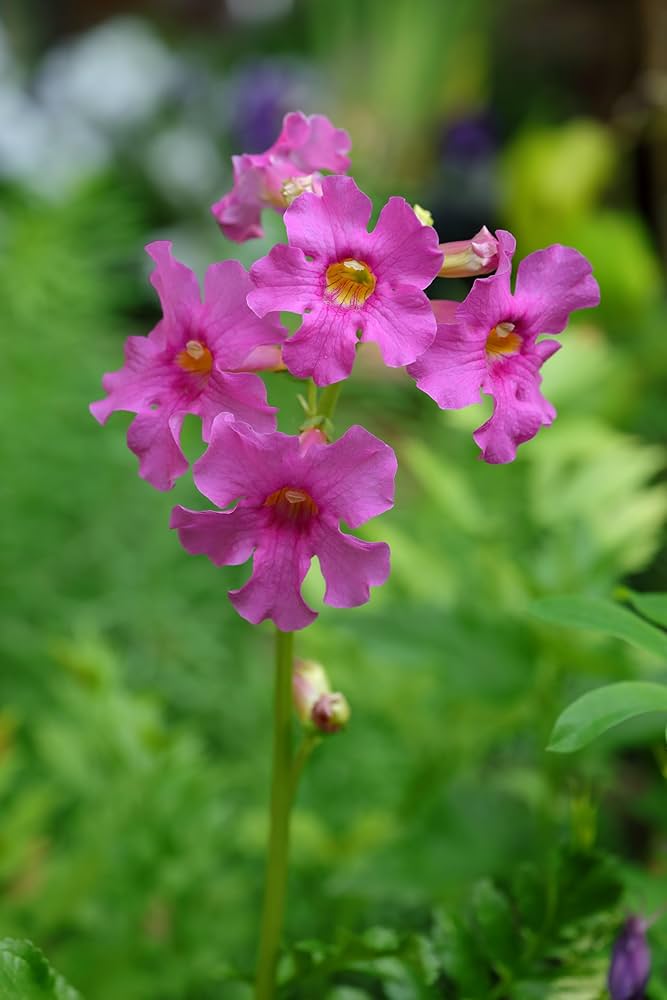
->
(485, 321, 521, 360)
(176, 339, 213, 375)
(325, 259, 376, 308)
(264, 487, 318, 525)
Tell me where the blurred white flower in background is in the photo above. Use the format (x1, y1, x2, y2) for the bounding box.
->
(144, 124, 224, 204)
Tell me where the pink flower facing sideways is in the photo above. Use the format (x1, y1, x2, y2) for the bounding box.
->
(90, 242, 285, 490)
(171, 417, 396, 631)
(408, 232, 600, 463)
(248, 175, 444, 386)
(212, 111, 351, 243)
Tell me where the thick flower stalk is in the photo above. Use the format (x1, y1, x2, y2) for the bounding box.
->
(212, 110, 351, 242)
(171, 416, 396, 631)
(90, 242, 285, 490)
(247, 175, 444, 386)
(408, 232, 600, 463)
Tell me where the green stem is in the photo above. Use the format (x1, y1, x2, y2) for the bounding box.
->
(317, 383, 342, 423)
(290, 733, 321, 804)
(255, 628, 294, 1000)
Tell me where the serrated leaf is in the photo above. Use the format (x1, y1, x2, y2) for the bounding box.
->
(0, 940, 81, 999)
(548, 681, 667, 752)
(531, 596, 667, 660)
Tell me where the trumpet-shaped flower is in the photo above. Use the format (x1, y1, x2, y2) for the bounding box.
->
(408, 232, 600, 463)
(248, 175, 443, 386)
(171, 417, 396, 631)
(211, 111, 351, 242)
(90, 242, 284, 490)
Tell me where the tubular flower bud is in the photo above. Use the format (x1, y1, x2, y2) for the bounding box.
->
(413, 204, 434, 227)
(311, 692, 350, 734)
(292, 659, 331, 724)
(438, 226, 500, 278)
(608, 916, 651, 1000)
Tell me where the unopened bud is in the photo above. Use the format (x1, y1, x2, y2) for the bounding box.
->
(234, 344, 286, 373)
(311, 692, 350, 734)
(298, 427, 329, 452)
(293, 659, 330, 724)
(608, 916, 651, 1000)
(438, 225, 499, 278)
(281, 174, 323, 206)
(413, 204, 434, 227)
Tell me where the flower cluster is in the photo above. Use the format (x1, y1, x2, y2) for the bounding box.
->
(92, 110, 600, 630)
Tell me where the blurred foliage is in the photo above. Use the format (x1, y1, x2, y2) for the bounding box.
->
(1, 2, 667, 998)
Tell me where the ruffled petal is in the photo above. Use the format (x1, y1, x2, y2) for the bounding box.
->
(202, 259, 285, 369)
(230, 526, 317, 631)
(431, 300, 459, 324)
(170, 504, 258, 565)
(283, 175, 372, 261)
(494, 229, 517, 277)
(145, 242, 201, 343)
(314, 524, 390, 608)
(473, 355, 556, 464)
(275, 111, 351, 172)
(247, 245, 321, 317)
(126, 409, 188, 490)
(305, 425, 397, 528)
(407, 322, 486, 409)
(281, 302, 359, 385)
(210, 156, 265, 243)
(367, 195, 443, 286)
(90, 335, 170, 424)
(193, 417, 297, 509)
(361, 285, 436, 367)
(196, 370, 277, 440)
(459, 265, 515, 333)
(515, 245, 600, 335)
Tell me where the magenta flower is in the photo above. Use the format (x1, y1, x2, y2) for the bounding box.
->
(211, 111, 351, 243)
(247, 175, 444, 386)
(408, 232, 600, 463)
(171, 417, 396, 631)
(90, 242, 285, 491)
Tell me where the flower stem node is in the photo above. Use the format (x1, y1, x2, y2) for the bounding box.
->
(311, 692, 350, 734)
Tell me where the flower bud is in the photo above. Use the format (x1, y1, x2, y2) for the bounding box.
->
(234, 344, 286, 373)
(608, 916, 651, 1000)
(311, 692, 351, 734)
(413, 204, 434, 227)
(292, 659, 330, 724)
(438, 225, 499, 278)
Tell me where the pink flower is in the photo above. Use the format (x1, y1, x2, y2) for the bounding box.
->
(247, 175, 443, 386)
(408, 232, 600, 463)
(211, 111, 351, 243)
(90, 242, 285, 491)
(171, 417, 396, 631)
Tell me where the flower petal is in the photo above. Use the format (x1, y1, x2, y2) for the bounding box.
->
(305, 425, 396, 528)
(275, 111, 351, 173)
(281, 303, 359, 385)
(170, 504, 258, 565)
(361, 285, 436, 367)
(368, 195, 442, 286)
(515, 245, 600, 335)
(473, 355, 556, 463)
(126, 409, 188, 490)
(196, 370, 277, 440)
(193, 417, 297, 509)
(202, 259, 286, 369)
(90, 335, 167, 424)
(210, 156, 265, 243)
(145, 241, 201, 342)
(314, 524, 390, 608)
(230, 527, 317, 631)
(283, 175, 372, 261)
(247, 245, 320, 317)
(407, 322, 486, 409)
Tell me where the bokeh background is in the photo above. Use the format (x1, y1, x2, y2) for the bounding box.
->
(2, 1, 667, 997)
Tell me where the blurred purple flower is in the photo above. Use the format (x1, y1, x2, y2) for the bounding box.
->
(608, 916, 651, 1000)
(441, 111, 498, 166)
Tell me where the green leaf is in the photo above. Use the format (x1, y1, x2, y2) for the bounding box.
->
(0, 940, 81, 999)
(622, 589, 667, 629)
(548, 681, 667, 752)
(531, 596, 667, 660)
